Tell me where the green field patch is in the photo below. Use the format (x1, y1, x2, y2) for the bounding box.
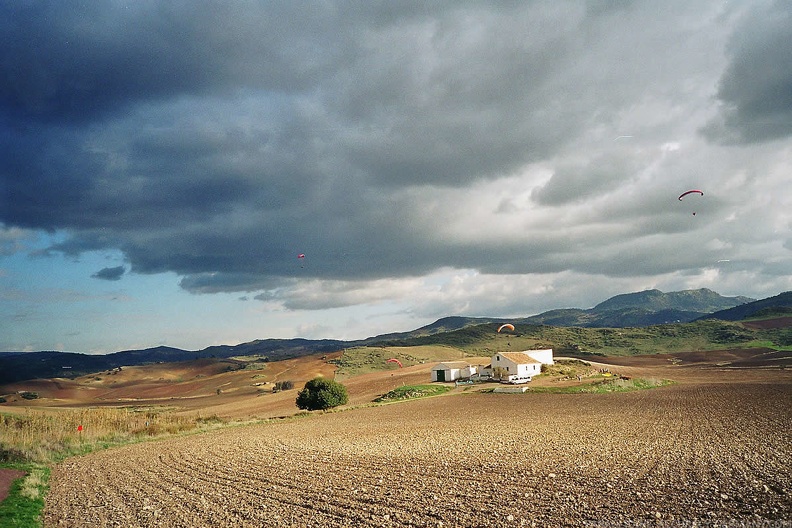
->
(332, 345, 469, 380)
(228, 355, 270, 370)
(536, 359, 592, 380)
(374, 385, 451, 403)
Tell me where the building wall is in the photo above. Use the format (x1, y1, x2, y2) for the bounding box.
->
(491, 353, 545, 380)
(431, 365, 475, 382)
(524, 348, 554, 365)
(518, 362, 541, 377)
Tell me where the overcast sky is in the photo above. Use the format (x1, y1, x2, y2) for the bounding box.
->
(2, 1, 791, 353)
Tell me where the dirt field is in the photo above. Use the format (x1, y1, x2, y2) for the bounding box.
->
(742, 317, 792, 330)
(42, 364, 792, 527)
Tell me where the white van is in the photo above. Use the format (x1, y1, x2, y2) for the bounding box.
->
(502, 374, 532, 385)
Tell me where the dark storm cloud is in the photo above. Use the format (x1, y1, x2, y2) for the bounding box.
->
(4, 1, 581, 278)
(705, 0, 792, 143)
(531, 154, 641, 206)
(3, 0, 787, 311)
(0, 1, 343, 124)
(91, 265, 125, 281)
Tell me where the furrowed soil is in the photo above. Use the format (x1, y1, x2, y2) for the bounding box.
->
(43, 368, 791, 527)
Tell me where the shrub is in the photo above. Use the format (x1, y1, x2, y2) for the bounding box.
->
(295, 377, 348, 411)
(273, 380, 294, 392)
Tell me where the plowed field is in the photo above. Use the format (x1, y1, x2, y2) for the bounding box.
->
(44, 369, 791, 527)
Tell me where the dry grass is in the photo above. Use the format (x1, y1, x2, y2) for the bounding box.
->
(19, 467, 46, 500)
(0, 407, 223, 463)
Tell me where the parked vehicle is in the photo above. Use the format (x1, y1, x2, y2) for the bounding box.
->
(501, 375, 532, 385)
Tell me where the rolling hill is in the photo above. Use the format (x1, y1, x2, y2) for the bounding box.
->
(697, 291, 792, 321)
(0, 288, 767, 384)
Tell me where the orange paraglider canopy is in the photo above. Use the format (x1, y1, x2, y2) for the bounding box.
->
(386, 358, 403, 368)
(497, 323, 515, 333)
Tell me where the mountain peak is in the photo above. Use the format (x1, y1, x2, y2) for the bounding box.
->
(593, 288, 753, 313)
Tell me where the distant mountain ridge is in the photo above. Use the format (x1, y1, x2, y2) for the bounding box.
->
(411, 288, 754, 332)
(0, 288, 760, 384)
(593, 288, 754, 313)
(697, 291, 792, 321)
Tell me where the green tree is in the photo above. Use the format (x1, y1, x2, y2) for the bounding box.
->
(295, 377, 348, 411)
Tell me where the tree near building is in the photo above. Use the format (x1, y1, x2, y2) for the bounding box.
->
(295, 377, 348, 411)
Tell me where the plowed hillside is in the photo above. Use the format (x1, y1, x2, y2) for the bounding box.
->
(0, 353, 343, 419)
(43, 367, 792, 527)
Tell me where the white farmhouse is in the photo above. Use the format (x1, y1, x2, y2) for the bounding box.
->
(490, 349, 554, 381)
(431, 361, 478, 382)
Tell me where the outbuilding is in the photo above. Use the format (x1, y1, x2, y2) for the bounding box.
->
(431, 361, 477, 382)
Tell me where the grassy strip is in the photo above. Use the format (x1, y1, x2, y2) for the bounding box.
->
(524, 377, 674, 394)
(0, 463, 49, 528)
(374, 384, 451, 402)
(480, 377, 674, 394)
(0, 408, 226, 464)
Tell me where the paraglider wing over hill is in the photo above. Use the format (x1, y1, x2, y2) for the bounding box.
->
(497, 323, 515, 333)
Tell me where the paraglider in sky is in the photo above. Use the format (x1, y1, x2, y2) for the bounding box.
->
(497, 323, 515, 333)
(386, 358, 403, 368)
(678, 190, 703, 201)
(297, 253, 305, 268)
(678, 190, 703, 215)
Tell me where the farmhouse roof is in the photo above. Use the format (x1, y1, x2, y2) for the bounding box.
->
(433, 361, 472, 369)
(500, 352, 541, 365)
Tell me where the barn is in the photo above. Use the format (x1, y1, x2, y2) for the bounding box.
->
(430, 361, 477, 382)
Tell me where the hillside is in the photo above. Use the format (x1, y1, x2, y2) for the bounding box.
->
(525, 288, 754, 327)
(380, 288, 754, 335)
(698, 291, 792, 322)
(0, 288, 771, 384)
(0, 340, 346, 385)
(593, 288, 753, 313)
(374, 317, 792, 359)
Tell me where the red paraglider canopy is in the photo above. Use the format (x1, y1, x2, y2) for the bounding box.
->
(386, 358, 403, 368)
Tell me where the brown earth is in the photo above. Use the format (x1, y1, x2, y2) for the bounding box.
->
(0, 353, 343, 420)
(585, 347, 792, 370)
(39, 357, 792, 527)
(0, 469, 25, 504)
(742, 317, 792, 330)
(3, 346, 788, 418)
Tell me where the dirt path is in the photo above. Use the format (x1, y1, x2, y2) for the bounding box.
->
(43, 369, 791, 527)
(0, 469, 25, 504)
